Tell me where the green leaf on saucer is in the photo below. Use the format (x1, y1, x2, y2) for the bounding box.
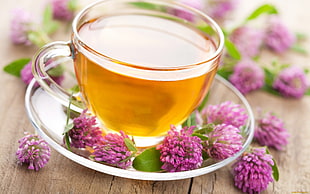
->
(63, 123, 74, 134)
(195, 124, 215, 134)
(3, 58, 31, 77)
(192, 133, 208, 141)
(124, 138, 137, 152)
(68, 85, 80, 94)
(63, 94, 74, 151)
(246, 4, 278, 22)
(224, 38, 241, 60)
(202, 150, 210, 160)
(64, 133, 71, 151)
(133, 147, 163, 172)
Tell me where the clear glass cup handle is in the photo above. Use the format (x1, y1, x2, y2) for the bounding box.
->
(32, 41, 82, 112)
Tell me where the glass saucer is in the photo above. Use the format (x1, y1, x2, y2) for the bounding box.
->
(25, 75, 254, 181)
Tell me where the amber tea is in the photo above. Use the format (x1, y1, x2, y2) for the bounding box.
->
(75, 14, 219, 137)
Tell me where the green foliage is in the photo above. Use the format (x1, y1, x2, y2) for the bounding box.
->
(132, 147, 163, 172)
(182, 112, 197, 128)
(198, 25, 215, 36)
(194, 124, 215, 135)
(129, 2, 159, 10)
(192, 124, 215, 141)
(68, 85, 80, 93)
(63, 95, 75, 151)
(42, 5, 59, 34)
(266, 148, 279, 181)
(3, 58, 31, 77)
(68, 0, 78, 11)
(124, 138, 137, 152)
(47, 64, 65, 77)
(245, 4, 278, 22)
(217, 68, 233, 80)
(291, 44, 308, 54)
(197, 92, 210, 112)
(224, 38, 241, 60)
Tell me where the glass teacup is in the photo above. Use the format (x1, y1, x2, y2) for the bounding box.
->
(32, 0, 224, 147)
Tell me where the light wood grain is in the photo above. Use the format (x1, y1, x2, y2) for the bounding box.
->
(1, 0, 310, 193)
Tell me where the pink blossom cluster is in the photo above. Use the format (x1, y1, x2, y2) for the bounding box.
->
(156, 126, 203, 172)
(229, 59, 265, 94)
(91, 131, 133, 169)
(233, 147, 274, 194)
(273, 66, 309, 98)
(230, 16, 296, 58)
(255, 111, 289, 150)
(16, 133, 51, 171)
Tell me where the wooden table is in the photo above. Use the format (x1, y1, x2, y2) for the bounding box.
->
(1, 0, 309, 193)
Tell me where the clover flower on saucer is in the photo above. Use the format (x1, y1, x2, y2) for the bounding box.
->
(229, 59, 265, 94)
(203, 124, 243, 160)
(156, 125, 203, 172)
(69, 109, 104, 149)
(233, 147, 275, 194)
(90, 131, 133, 169)
(16, 133, 51, 171)
(197, 101, 248, 128)
(273, 65, 308, 98)
(255, 111, 289, 150)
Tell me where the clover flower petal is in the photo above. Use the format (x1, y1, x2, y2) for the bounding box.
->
(198, 101, 248, 128)
(156, 125, 203, 172)
(69, 109, 104, 148)
(91, 131, 132, 169)
(16, 133, 51, 171)
(204, 124, 243, 160)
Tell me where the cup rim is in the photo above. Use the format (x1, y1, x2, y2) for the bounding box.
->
(72, 0, 225, 71)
